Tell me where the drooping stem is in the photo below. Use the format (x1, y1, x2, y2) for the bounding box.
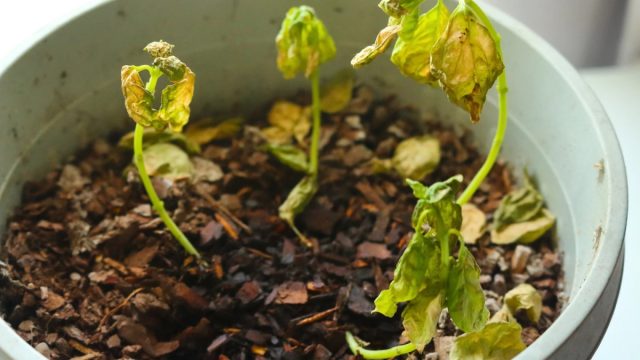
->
(457, 0, 508, 205)
(132, 67, 200, 258)
(308, 70, 321, 177)
(346, 332, 417, 360)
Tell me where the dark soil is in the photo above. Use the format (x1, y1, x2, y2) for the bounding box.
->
(0, 86, 563, 360)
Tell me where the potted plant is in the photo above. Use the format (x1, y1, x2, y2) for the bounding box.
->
(0, 0, 626, 359)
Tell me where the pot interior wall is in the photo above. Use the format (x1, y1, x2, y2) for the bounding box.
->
(0, 0, 622, 359)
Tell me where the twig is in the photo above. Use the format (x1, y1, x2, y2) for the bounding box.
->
(97, 287, 144, 329)
(294, 307, 338, 326)
(195, 186, 252, 234)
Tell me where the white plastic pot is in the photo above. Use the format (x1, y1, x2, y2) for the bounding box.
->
(0, 1, 626, 359)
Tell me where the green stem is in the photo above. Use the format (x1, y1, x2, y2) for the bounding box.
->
(308, 70, 321, 177)
(346, 332, 417, 359)
(133, 124, 200, 257)
(132, 66, 200, 258)
(457, 0, 509, 205)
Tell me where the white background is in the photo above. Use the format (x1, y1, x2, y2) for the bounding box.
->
(0, 1, 638, 358)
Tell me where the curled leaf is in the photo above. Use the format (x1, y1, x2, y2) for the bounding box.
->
(420, 175, 463, 234)
(121, 66, 155, 128)
(262, 101, 311, 145)
(276, 6, 336, 78)
(278, 176, 318, 247)
(378, 0, 425, 18)
(267, 144, 309, 173)
(491, 174, 555, 244)
(430, 4, 504, 122)
(185, 117, 244, 145)
(504, 284, 542, 323)
(391, 2, 449, 84)
(351, 25, 401, 68)
(493, 174, 543, 230)
(374, 232, 440, 317)
(402, 288, 443, 352)
(461, 203, 486, 244)
(392, 135, 441, 180)
(142, 143, 193, 180)
(118, 128, 201, 154)
(320, 69, 355, 113)
(121, 42, 196, 132)
(491, 209, 555, 245)
(446, 241, 489, 333)
(449, 322, 526, 360)
(157, 66, 195, 132)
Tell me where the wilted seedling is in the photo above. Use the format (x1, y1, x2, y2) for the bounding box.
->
(120, 40, 200, 257)
(345, 0, 536, 358)
(271, 6, 337, 247)
(347, 176, 489, 356)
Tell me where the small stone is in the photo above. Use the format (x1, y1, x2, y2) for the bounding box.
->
(345, 115, 363, 129)
(18, 320, 35, 332)
(512, 273, 530, 285)
(542, 252, 560, 269)
(356, 242, 391, 260)
(35, 343, 51, 358)
(492, 274, 507, 295)
(527, 255, 546, 278)
(479, 274, 492, 286)
(485, 297, 501, 314)
(434, 336, 455, 360)
(424, 352, 439, 360)
(511, 245, 533, 274)
(70, 273, 82, 282)
(106, 334, 121, 348)
(57, 165, 89, 192)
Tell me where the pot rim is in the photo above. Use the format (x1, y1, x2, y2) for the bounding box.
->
(0, 1, 628, 359)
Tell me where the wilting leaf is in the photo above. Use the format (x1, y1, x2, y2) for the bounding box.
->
(491, 209, 555, 245)
(391, 2, 449, 84)
(402, 288, 443, 352)
(279, 176, 318, 246)
(461, 203, 486, 244)
(185, 117, 244, 145)
(118, 128, 201, 154)
(262, 101, 311, 145)
(192, 157, 224, 183)
(378, 0, 425, 18)
(374, 231, 440, 317)
(267, 144, 309, 173)
(504, 283, 542, 323)
(351, 25, 401, 68)
(392, 135, 441, 180)
(446, 241, 489, 333)
(430, 4, 504, 122)
(320, 69, 355, 113)
(421, 175, 463, 235)
(142, 143, 193, 180)
(276, 6, 336, 78)
(157, 66, 195, 132)
(492, 174, 555, 244)
(449, 322, 526, 360)
(121, 66, 155, 128)
(493, 174, 543, 230)
(121, 44, 196, 132)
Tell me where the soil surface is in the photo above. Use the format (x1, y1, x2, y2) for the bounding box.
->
(1, 86, 563, 359)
